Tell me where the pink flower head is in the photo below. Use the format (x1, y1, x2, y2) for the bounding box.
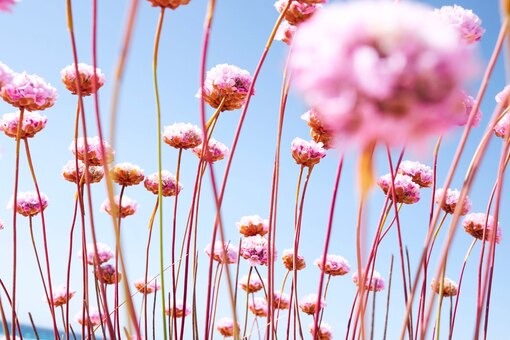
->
(274, 0, 321, 26)
(301, 108, 334, 149)
(1, 72, 57, 111)
(397, 160, 433, 188)
(163, 122, 202, 150)
(377, 173, 421, 204)
(204, 241, 238, 264)
(455, 92, 482, 127)
(236, 215, 269, 237)
(494, 112, 510, 138)
(61, 63, 105, 96)
(273, 291, 290, 310)
(291, 137, 326, 167)
(110, 162, 145, 186)
(496, 85, 510, 105)
(62, 160, 104, 184)
(435, 188, 472, 215)
(0, 62, 14, 88)
(275, 21, 297, 45)
(281, 248, 306, 271)
(434, 5, 484, 44)
(9, 191, 48, 217)
(299, 293, 326, 315)
(134, 279, 161, 295)
(192, 138, 229, 163)
(309, 322, 333, 340)
(431, 277, 458, 297)
(46, 285, 76, 307)
(96, 264, 121, 285)
(216, 317, 239, 337)
(0, 111, 47, 139)
(248, 297, 268, 317)
(239, 275, 266, 293)
(352, 271, 385, 292)
(240, 235, 272, 266)
(144, 170, 182, 197)
(462, 213, 502, 243)
(314, 254, 350, 276)
(199, 64, 253, 111)
(80, 242, 114, 265)
(70, 136, 114, 166)
(290, 1, 477, 149)
(147, 0, 190, 10)
(165, 300, 191, 318)
(76, 308, 103, 327)
(100, 195, 138, 218)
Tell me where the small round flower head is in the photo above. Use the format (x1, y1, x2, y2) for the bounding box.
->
(462, 213, 502, 243)
(314, 254, 350, 276)
(0, 62, 14, 89)
(352, 271, 385, 292)
(46, 285, 76, 308)
(273, 291, 290, 310)
(274, 0, 321, 26)
(75, 308, 103, 327)
(291, 137, 326, 167)
(397, 160, 433, 188)
(434, 5, 484, 44)
(199, 64, 253, 111)
(435, 188, 472, 215)
(9, 191, 48, 217)
(1, 72, 58, 111)
(238, 275, 265, 293)
(0, 111, 47, 139)
(299, 293, 326, 315)
(80, 242, 113, 265)
(301, 108, 334, 149)
(281, 248, 306, 271)
(192, 138, 229, 163)
(60, 63, 105, 96)
(100, 195, 138, 218)
(496, 85, 510, 105)
(110, 162, 145, 186)
(240, 235, 271, 266)
(95, 264, 121, 285)
(290, 1, 477, 149)
(309, 322, 333, 340)
(147, 0, 190, 10)
(456, 92, 482, 127)
(377, 173, 421, 204)
(494, 113, 510, 139)
(165, 300, 191, 318)
(216, 317, 239, 337)
(62, 160, 104, 184)
(134, 279, 161, 295)
(163, 123, 202, 149)
(144, 170, 183, 197)
(236, 215, 269, 237)
(248, 297, 268, 317)
(431, 277, 458, 297)
(204, 241, 238, 264)
(70, 136, 114, 166)
(275, 20, 297, 45)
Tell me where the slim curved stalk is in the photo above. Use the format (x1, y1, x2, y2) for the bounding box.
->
(144, 198, 159, 339)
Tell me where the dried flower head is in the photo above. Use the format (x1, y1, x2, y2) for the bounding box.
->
(96, 264, 121, 285)
(61, 63, 105, 96)
(397, 160, 433, 188)
(204, 241, 238, 264)
(110, 162, 145, 186)
(62, 160, 104, 184)
(134, 279, 161, 295)
(281, 248, 306, 271)
(192, 138, 229, 163)
(274, 0, 321, 26)
(0, 111, 47, 139)
(236, 215, 269, 237)
(309, 322, 333, 340)
(435, 188, 472, 215)
(377, 173, 421, 204)
(9, 191, 48, 217)
(275, 20, 297, 45)
(75, 308, 103, 327)
(239, 275, 265, 293)
(46, 285, 76, 307)
(352, 271, 385, 292)
(147, 0, 190, 10)
(299, 293, 326, 315)
(80, 242, 114, 265)
(163, 123, 202, 149)
(434, 5, 484, 44)
(144, 170, 183, 197)
(273, 291, 290, 310)
(462, 213, 502, 243)
(0, 62, 14, 89)
(216, 317, 239, 337)
(100, 195, 138, 218)
(291, 137, 326, 167)
(70, 136, 114, 166)
(165, 300, 191, 318)
(1, 72, 58, 112)
(248, 297, 268, 317)
(240, 235, 272, 266)
(314, 254, 350, 276)
(431, 277, 458, 297)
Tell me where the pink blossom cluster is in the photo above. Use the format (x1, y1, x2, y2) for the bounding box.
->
(75, 308, 104, 327)
(60, 63, 105, 96)
(110, 162, 145, 186)
(166, 300, 191, 318)
(96, 263, 121, 285)
(239, 275, 265, 293)
(240, 235, 271, 266)
(248, 297, 268, 317)
(46, 285, 76, 307)
(0, 111, 47, 139)
(144, 170, 182, 197)
(236, 215, 269, 237)
(147, 0, 190, 10)
(216, 317, 238, 337)
(273, 291, 290, 310)
(377, 173, 421, 204)
(309, 322, 333, 340)
(69, 136, 114, 166)
(1, 72, 58, 111)
(397, 160, 433, 188)
(457, 92, 482, 127)
(462, 212, 502, 243)
(204, 241, 238, 264)
(274, 0, 321, 26)
(434, 5, 485, 44)
(80, 242, 114, 265)
(314, 254, 350, 276)
(352, 271, 385, 292)
(163, 122, 202, 150)
(192, 138, 229, 163)
(435, 188, 472, 215)
(100, 195, 138, 218)
(291, 137, 326, 167)
(281, 248, 306, 271)
(134, 279, 161, 295)
(10, 191, 48, 217)
(431, 277, 458, 297)
(61, 160, 104, 184)
(301, 108, 334, 149)
(299, 293, 326, 315)
(275, 21, 297, 46)
(0, 62, 13, 88)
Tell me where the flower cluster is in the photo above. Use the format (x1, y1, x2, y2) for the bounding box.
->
(2, 72, 58, 112)
(100, 195, 138, 218)
(204, 241, 238, 264)
(435, 188, 472, 215)
(314, 254, 350, 276)
(60, 63, 105, 96)
(0, 111, 47, 139)
(281, 248, 306, 271)
(273, 291, 290, 310)
(238, 275, 265, 293)
(431, 277, 458, 297)
(352, 271, 385, 292)
(301, 108, 334, 149)
(95, 264, 121, 285)
(46, 285, 76, 308)
(110, 162, 145, 186)
(377, 173, 421, 204)
(397, 160, 433, 188)
(62, 160, 104, 184)
(10, 191, 48, 217)
(309, 322, 333, 340)
(240, 235, 271, 266)
(70, 136, 114, 166)
(248, 297, 268, 317)
(163, 123, 202, 150)
(144, 170, 182, 197)
(236, 215, 269, 237)
(75, 308, 104, 327)
(434, 5, 484, 44)
(299, 293, 326, 315)
(216, 317, 238, 337)
(147, 0, 190, 10)
(274, 21, 297, 45)
(0, 62, 13, 89)
(192, 138, 229, 163)
(291, 137, 326, 167)
(274, 0, 321, 26)
(166, 300, 191, 318)
(457, 92, 482, 127)
(80, 242, 114, 265)
(134, 279, 161, 295)
(462, 213, 502, 243)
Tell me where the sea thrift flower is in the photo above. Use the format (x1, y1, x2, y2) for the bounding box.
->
(496, 85, 510, 105)
(70, 136, 114, 166)
(314, 254, 350, 276)
(494, 113, 510, 138)
(352, 271, 385, 292)
(61, 160, 104, 184)
(281, 248, 306, 271)
(95, 264, 121, 285)
(431, 277, 458, 297)
(217, 317, 238, 337)
(110, 162, 145, 186)
(301, 108, 334, 149)
(462, 213, 502, 243)
(75, 308, 103, 327)
(291, 137, 326, 167)
(10, 191, 48, 217)
(165, 300, 191, 318)
(192, 138, 229, 163)
(163, 122, 202, 149)
(144, 170, 182, 197)
(1, 72, 58, 111)
(397, 160, 433, 188)
(80, 243, 114, 265)
(238, 275, 265, 293)
(309, 322, 333, 340)
(100, 195, 138, 218)
(204, 241, 238, 264)
(274, 0, 321, 26)
(377, 173, 421, 204)
(290, 1, 476, 148)
(60, 63, 105, 96)
(434, 5, 484, 44)
(236, 215, 269, 237)
(435, 188, 472, 215)
(248, 297, 268, 317)
(275, 20, 297, 45)
(240, 235, 271, 266)
(147, 0, 190, 10)
(299, 293, 326, 315)
(273, 291, 290, 310)
(457, 92, 482, 127)
(199, 64, 253, 111)
(0, 111, 47, 139)
(0, 62, 13, 89)
(134, 279, 161, 294)
(46, 285, 76, 307)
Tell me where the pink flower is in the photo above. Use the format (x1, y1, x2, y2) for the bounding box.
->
(0, 62, 14, 88)
(290, 1, 476, 149)
(110, 162, 145, 186)
(192, 138, 229, 163)
(80, 243, 113, 265)
(0, 0, 16, 12)
(69, 136, 114, 166)
(274, 0, 321, 26)
(273, 291, 290, 310)
(301, 108, 334, 149)
(61, 63, 105, 96)
(455, 92, 482, 127)
(1, 72, 58, 112)
(291, 137, 326, 167)
(236, 215, 269, 237)
(314, 254, 350, 276)
(281, 248, 306, 271)
(248, 297, 268, 317)
(435, 188, 472, 215)
(239, 275, 265, 293)
(96, 264, 121, 285)
(434, 5, 484, 44)
(147, 0, 190, 10)
(165, 300, 191, 318)
(134, 279, 161, 295)
(9, 191, 48, 217)
(216, 317, 239, 337)
(275, 21, 297, 45)
(352, 271, 385, 292)
(199, 64, 253, 111)
(299, 293, 326, 315)
(46, 285, 76, 308)
(62, 160, 104, 184)
(204, 241, 238, 264)
(462, 213, 502, 243)
(0, 111, 47, 139)
(496, 85, 510, 104)
(494, 113, 510, 138)
(75, 308, 104, 327)
(240, 235, 271, 266)
(144, 170, 182, 197)
(431, 277, 458, 297)
(377, 173, 421, 204)
(163, 123, 202, 149)
(309, 322, 333, 340)
(100, 195, 138, 218)
(397, 160, 433, 188)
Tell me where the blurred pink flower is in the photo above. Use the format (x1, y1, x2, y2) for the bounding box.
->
(434, 5, 484, 44)
(216, 317, 238, 337)
(61, 63, 105, 96)
(75, 308, 103, 327)
(274, 20, 297, 45)
(0, 62, 14, 88)
(1, 72, 58, 112)
(204, 241, 238, 264)
(80, 242, 113, 265)
(463, 213, 502, 243)
(134, 279, 160, 295)
(248, 297, 268, 317)
(352, 271, 385, 292)
(274, 0, 321, 26)
(147, 0, 190, 10)
(238, 275, 265, 293)
(273, 291, 290, 310)
(110, 162, 145, 186)
(192, 138, 229, 163)
(96, 264, 121, 285)
(495, 85, 510, 104)
(69, 136, 114, 166)
(299, 293, 326, 315)
(455, 92, 482, 127)
(431, 277, 458, 297)
(281, 248, 306, 271)
(291, 137, 326, 167)
(236, 215, 269, 237)
(397, 160, 433, 188)
(46, 285, 76, 307)
(62, 160, 104, 184)
(9, 191, 48, 217)
(309, 322, 333, 340)
(435, 188, 472, 215)
(314, 254, 350, 276)
(0, 111, 47, 139)
(301, 108, 334, 149)
(377, 173, 421, 204)
(494, 113, 510, 138)
(165, 300, 191, 318)
(163, 122, 202, 150)
(100, 195, 138, 218)
(144, 170, 182, 197)
(240, 235, 271, 266)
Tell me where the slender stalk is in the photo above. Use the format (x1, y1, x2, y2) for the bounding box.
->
(172, 149, 182, 339)
(29, 217, 51, 314)
(242, 267, 254, 339)
(382, 256, 394, 340)
(114, 185, 126, 339)
(144, 198, 159, 340)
